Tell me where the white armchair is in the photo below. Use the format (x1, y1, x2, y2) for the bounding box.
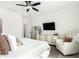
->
(56, 39, 79, 55)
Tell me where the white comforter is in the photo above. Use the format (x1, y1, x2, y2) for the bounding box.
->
(0, 38, 50, 58)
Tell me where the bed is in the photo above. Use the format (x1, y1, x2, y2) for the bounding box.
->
(0, 38, 50, 58)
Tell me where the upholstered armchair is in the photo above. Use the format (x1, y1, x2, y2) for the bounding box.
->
(56, 33, 79, 55)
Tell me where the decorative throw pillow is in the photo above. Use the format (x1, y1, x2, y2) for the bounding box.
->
(16, 39, 23, 46)
(0, 33, 23, 51)
(7, 34, 17, 51)
(73, 34, 79, 43)
(0, 35, 9, 55)
(1, 33, 11, 50)
(64, 36, 72, 42)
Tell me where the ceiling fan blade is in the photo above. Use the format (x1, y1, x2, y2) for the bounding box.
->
(32, 2, 41, 6)
(32, 7, 39, 12)
(16, 4, 26, 6)
(28, 1, 31, 4)
(25, 1, 28, 4)
(25, 1, 28, 6)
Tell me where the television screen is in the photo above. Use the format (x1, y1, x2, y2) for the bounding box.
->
(43, 22, 55, 30)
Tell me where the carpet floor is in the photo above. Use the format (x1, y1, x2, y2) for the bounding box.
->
(48, 45, 78, 58)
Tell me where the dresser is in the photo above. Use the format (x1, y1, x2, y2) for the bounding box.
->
(38, 33, 58, 45)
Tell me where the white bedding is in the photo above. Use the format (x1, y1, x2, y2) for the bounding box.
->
(0, 38, 50, 58)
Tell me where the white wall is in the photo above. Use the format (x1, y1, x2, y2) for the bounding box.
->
(30, 5, 79, 38)
(0, 8, 23, 38)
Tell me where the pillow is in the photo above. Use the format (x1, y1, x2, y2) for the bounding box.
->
(64, 36, 72, 42)
(73, 34, 79, 43)
(16, 39, 23, 46)
(0, 35, 9, 55)
(7, 34, 17, 51)
(1, 33, 23, 50)
(1, 33, 11, 50)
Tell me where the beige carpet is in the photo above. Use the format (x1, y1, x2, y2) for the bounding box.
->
(48, 45, 78, 58)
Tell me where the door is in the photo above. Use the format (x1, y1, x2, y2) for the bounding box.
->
(31, 26, 37, 39)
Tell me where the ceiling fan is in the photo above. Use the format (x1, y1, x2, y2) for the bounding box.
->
(16, 1, 41, 12)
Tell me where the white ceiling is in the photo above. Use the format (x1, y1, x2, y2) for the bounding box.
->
(0, 1, 79, 17)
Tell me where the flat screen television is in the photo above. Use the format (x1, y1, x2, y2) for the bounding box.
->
(43, 22, 55, 30)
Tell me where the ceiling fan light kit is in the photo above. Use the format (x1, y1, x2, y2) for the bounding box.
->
(16, 1, 41, 12)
